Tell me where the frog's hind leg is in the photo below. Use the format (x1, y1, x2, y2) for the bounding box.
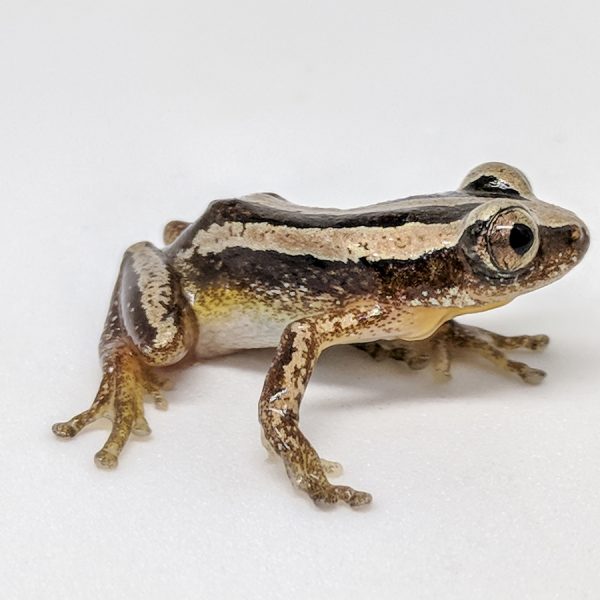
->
(356, 320, 549, 385)
(53, 241, 196, 468)
(443, 321, 548, 384)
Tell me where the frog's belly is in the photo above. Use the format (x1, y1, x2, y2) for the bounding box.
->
(194, 310, 290, 358)
(190, 286, 329, 358)
(193, 304, 452, 358)
(191, 288, 510, 358)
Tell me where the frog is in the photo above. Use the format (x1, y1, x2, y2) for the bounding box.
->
(53, 162, 590, 507)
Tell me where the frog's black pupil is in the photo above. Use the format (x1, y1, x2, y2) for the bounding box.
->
(509, 223, 534, 255)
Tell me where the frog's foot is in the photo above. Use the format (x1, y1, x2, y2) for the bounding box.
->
(52, 347, 170, 468)
(440, 321, 548, 384)
(285, 458, 371, 507)
(261, 433, 344, 477)
(356, 321, 549, 385)
(273, 433, 370, 507)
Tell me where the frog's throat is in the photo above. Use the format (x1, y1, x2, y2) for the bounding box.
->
(401, 301, 510, 341)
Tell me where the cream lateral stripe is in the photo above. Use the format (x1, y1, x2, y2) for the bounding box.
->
(129, 243, 178, 348)
(180, 221, 464, 263)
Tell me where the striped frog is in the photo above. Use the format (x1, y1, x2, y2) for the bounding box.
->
(53, 162, 589, 507)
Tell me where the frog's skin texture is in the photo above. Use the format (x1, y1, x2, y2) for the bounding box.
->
(53, 163, 590, 507)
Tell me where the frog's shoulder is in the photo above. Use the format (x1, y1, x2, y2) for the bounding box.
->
(193, 191, 484, 230)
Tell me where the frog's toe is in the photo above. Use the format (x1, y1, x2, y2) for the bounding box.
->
(52, 376, 113, 439)
(52, 421, 79, 438)
(430, 338, 452, 380)
(320, 458, 344, 477)
(132, 415, 152, 436)
(522, 334, 549, 351)
(142, 368, 172, 410)
(515, 364, 546, 385)
(481, 329, 550, 351)
(312, 484, 373, 507)
(150, 390, 169, 410)
(94, 449, 119, 469)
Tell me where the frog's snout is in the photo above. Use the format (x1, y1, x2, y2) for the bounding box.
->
(569, 220, 590, 258)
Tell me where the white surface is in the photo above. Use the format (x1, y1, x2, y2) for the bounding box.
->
(1, 1, 599, 598)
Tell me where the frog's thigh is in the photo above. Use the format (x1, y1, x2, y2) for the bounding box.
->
(259, 313, 375, 507)
(117, 241, 196, 366)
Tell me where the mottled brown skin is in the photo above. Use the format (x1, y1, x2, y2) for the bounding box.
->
(53, 163, 589, 507)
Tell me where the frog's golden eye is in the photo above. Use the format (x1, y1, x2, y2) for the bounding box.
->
(486, 207, 539, 272)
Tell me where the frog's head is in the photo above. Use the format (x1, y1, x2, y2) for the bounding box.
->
(456, 162, 589, 304)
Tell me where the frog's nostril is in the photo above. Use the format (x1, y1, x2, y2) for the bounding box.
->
(570, 222, 590, 255)
(582, 224, 590, 242)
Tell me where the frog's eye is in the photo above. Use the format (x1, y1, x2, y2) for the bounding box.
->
(486, 207, 539, 272)
(460, 162, 535, 200)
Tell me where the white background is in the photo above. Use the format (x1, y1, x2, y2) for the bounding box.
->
(1, 1, 599, 598)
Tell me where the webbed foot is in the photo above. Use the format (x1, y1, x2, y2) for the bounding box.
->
(52, 346, 171, 468)
(356, 320, 549, 384)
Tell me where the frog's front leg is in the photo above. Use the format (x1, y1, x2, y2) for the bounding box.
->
(53, 242, 196, 468)
(259, 308, 386, 507)
(356, 320, 549, 384)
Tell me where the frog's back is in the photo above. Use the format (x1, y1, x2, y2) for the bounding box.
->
(183, 192, 482, 231)
(164, 191, 483, 299)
